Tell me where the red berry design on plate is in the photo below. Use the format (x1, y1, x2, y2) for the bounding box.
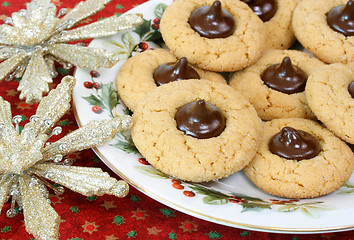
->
(93, 82, 101, 89)
(92, 105, 102, 114)
(90, 70, 100, 78)
(172, 183, 184, 190)
(270, 199, 288, 204)
(138, 42, 149, 51)
(153, 18, 160, 24)
(183, 191, 195, 197)
(229, 198, 245, 204)
(171, 179, 181, 184)
(138, 158, 150, 165)
(151, 23, 159, 30)
(84, 81, 94, 88)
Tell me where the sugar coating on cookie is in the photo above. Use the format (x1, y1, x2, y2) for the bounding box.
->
(292, 0, 354, 64)
(131, 80, 263, 182)
(116, 49, 226, 112)
(229, 49, 325, 120)
(306, 63, 354, 144)
(160, 0, 266, 72)
(243, 118, 354, 199)
(244, 0, 301, 49)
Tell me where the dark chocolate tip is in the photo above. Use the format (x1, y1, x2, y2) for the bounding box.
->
(242, 0, 277, 22)
(153, 57, 200, 86)
(349, 81, 354, 99)
(327, 0, 354, 36)
(175, 99, 226, 139)
(188, 0, 235, 39)
(269, 127, 321, 160)
(261, 56, 308, 94)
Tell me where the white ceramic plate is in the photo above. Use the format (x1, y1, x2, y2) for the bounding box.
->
(73, 0, 354, 234)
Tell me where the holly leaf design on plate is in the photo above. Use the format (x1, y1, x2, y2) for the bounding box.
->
(188, 185, 229, 205)
(83, 94, 105, 109)
(121, 32, 136, 54)
(228, 193, 272, 212)
(240, 201, 272, 212)
(133, 19, 151, 38)
(135, 166, 170, 179)
(123, 108, 133, 116)
(231, 193, 264, 202)
(111, 140, 138, 154)
(337, 182, 354, 194)
(101, 82, 119, 111)
(202, 195, 229, 205)
(82, 81, 120, 117)
(102, 32, 136, 59)
(144, 31, 164, 47)
(277, 202, 332, 218)
(110, 131, 138, 154)
(103, 40, 129, 57)
(154, 3, 168, 18)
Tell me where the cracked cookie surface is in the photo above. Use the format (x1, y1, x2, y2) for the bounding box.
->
(292, 0, 354, 64)
(243, 118, 354, 199)
(131, 79, 263, 182)
(305, 63, 354, 144)
(229, 49, 324, 120)
(116, 49, 226, 112)
(160, 0, 266, 72)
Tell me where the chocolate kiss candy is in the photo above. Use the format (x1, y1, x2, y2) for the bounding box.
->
(327, 0, 354, 36)
(261, 56, 308, 94)
(242, 0, 277, 22)
(153, 57, 200, 86)
(269, 127, 321, 160)
(349, 81, 354, 98)
(188, 0, 235, 38)
(175, 99, 226, 139)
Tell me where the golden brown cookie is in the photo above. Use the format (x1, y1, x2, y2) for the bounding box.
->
(160, 0, 266, 72)
(243, 0, 300, 49)
(131, 79, 263, 182)
(306, 63, 354, 144)
(116, 49, 226, 112)
(243, 118, 354, 199)
(292, 0, 354, 64)
(229, 49, 325, 120)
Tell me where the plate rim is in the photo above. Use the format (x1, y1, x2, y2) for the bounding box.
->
(72, 93, 354, 234)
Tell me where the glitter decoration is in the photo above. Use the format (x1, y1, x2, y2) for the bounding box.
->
(0, 0, 143, 103)
(0, 75, 132, 240)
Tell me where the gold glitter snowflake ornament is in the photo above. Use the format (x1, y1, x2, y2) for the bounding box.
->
(0, 0, 143, 103)
(0, 76, 132, 240)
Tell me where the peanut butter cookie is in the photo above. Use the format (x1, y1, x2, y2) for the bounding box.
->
(116, 49, 226, 111)
(243, 118, 354, 199)
(229, 49, 325, 120)
(242, 0, 300, 49)
(131, 79, 263, 182)
(306, 63, 354, 144)
(160, 0, 266, 72)
(292, 0, 354, 64)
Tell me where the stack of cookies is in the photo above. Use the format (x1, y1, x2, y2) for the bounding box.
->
(116, 0, 354, 199)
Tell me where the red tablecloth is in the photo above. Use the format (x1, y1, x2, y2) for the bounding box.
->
(0, 0, 353, 239)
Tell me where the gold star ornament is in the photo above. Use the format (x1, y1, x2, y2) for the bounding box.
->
(0, 0, 143, 103)
(0, 76, 132, 240)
